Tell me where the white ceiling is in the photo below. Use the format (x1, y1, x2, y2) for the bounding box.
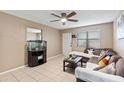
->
(3, 10, 120, 30)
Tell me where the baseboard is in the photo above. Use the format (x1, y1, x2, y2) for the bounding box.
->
(0, 54, 62, 75)
(0, 65, 27, 75)
(47, 54, 62, 61)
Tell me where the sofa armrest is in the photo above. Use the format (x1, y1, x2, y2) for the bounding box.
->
(75, 67, 124, 82)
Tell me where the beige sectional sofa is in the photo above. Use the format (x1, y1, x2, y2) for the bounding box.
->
(74, 48, 124, 82)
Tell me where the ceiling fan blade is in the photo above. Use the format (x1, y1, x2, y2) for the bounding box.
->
(68, 19, 78, 22)
(51, 13, 61, 18)
(67, 11, 76, 18)
(50, 20, 60, 22)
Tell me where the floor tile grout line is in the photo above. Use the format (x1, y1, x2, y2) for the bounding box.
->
(31, 68, 56, 80)
(20, 69, 39, 82)
(33, 68, 74, 82)
(23, 67, 55, 81)
(10, 72, 20, 82)
(25, 67, 54, 80)
(11, 70, 36, 82)
(34, 68, 61, 76)
(34, 69, 63, 81)
(0, 56, 75, 82)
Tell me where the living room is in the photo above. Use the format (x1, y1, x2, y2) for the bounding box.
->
(0, 10, 124, 82)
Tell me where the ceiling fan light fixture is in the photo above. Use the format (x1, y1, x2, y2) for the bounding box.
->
(50, 11, 78, 25)
(61, 18, 67, 23)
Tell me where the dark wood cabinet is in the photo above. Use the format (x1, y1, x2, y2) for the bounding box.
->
(28, 49, 47, 67)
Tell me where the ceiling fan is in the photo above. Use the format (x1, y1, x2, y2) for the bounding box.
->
(50, 11, 78, 25)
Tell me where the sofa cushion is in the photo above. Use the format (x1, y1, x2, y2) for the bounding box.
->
(87, 49, 94, 55)
(85, 62, 99, 70)
(106, 51, 117, 56)
(84, 48, 93, 53)
(84, 48, 116, 56)
(75, 67, 124, 82)
(98, 50, 108, 61)
(93, 49, 102, 55)
(93, 48, 114, 55)
(116, 59, 124, 77)
(99, 62, 116, 75)
(88, 57, 99, 64)
(109, 55, 121, 64)
(100, 50, 106, 56)
(93, 66, 105, 71)
(98, 56, 110, 67)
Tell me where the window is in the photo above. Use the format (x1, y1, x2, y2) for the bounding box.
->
(77, 32, 87, 48)
(77, 31, 100, 48)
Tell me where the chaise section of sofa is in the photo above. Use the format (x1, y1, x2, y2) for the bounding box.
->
(75, 67, 124, 82)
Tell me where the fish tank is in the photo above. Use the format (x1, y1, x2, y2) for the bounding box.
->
(27, 40, 47, 51)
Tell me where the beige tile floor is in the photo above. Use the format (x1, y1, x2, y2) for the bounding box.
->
(0, 55, 76, 82)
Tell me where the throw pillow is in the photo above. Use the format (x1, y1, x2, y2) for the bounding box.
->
(87, 49, 94, 55)
(115, 58, 124, 77)
(109, 55, 121, 64)
(98, 50, 108, 61)
(93, 49, 102, 55)
(98, 56, 110, 67)
(100, 50, 106, 56)
(99, 62, 116, 75)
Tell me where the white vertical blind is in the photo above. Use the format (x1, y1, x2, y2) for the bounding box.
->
(88, 31, 100, 39)
(88, 31, 100, 48)
(77, 32, 87, 39)
(77, 31, 100, 48)
(77, 32, 87, 47)
(77, 40, 87, 48)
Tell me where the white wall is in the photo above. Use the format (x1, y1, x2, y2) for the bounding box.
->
(0, 11, 62, 73)
(62, 22, 113, 52)
(27, 32, 37, 41)
(113, 11, 124, 58)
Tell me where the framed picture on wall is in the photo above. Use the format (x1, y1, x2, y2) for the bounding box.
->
(117, 12, 124, 39)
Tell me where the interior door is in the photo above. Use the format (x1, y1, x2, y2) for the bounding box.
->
(63, 33, 72, 56)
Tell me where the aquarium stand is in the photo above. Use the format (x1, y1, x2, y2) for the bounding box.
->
(28, 50, 47, 67)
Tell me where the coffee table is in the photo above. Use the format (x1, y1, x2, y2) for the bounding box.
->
(63, 56, 83, 71)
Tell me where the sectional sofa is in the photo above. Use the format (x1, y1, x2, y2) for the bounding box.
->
(74, 48, 124, 82)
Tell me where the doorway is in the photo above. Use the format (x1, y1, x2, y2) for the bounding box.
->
(62, 33, 72, 56)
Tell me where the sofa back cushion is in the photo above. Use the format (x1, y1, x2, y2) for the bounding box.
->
(98, 50, 108, 61)
(116, 59, 124, 77)
(87, 49, 94, 55)
(93, 49, 102, 55)
(84, 48, 93, 53)
(88, 57, 99, 64)
(109, 55, 121, 64)
(84, 48, 117, 56)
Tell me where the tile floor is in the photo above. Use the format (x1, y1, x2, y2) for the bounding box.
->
(0, 55, 76, 82)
